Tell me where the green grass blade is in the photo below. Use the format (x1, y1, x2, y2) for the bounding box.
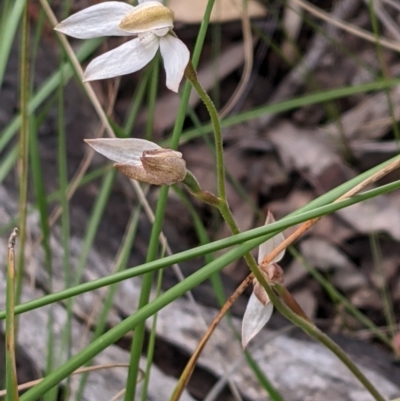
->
(20, 233, 274, 401)
(0, 0, 25, 88)
(3, 178, 400, 320)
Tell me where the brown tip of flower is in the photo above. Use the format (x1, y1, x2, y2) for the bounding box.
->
(263, 263, 284, 285)
(253, 281, 270, 305)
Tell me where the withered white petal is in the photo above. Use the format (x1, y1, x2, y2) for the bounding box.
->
(159, 34, 190, 92)
(83, 35, 159, 81)
(85, 138, 160, 164)
(54, 2, 135, 39)
(258, 211, 286, 264)
(242, 291, 273, 349)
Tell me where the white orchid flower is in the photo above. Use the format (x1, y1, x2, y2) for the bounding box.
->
(242, 212, 285, 348)
(55, 0, 190, 92)
(86, 138, 187, 185)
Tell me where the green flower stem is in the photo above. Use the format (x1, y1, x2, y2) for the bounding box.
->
(185, 64, 265, 327)
(185, 62, 227, 202)
(184, 61, 261, 279)
(186, 61, 386, 401)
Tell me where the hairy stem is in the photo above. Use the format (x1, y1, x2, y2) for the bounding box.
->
(182, 63, 387, 401)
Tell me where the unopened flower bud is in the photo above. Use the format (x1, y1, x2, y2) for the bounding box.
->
(85, 138, 187, 185)
(116, 148, 186, 185)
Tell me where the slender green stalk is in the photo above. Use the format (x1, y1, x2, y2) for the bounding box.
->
(185, 59, 261, 292)
(2, 178, 400, 320)
(140, 263, 164, 401)
(123, 245, 157, 401)
(244, 352, 284, 401)
(55, 62, 73, 401)
(185, 62, 226, 202)
(0, 0, 25, 88)
(16, 0, 29, 307)
(124, 68, 152, 134)
(0, 148, 18, 185)
(145, 57, 160, 141)
(6, 228, 19, 401)
(30, 115, 57, 401)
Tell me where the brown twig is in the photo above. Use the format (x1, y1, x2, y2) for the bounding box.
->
(0, 363, 132, 397)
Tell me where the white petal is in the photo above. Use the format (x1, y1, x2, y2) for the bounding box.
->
(242, 292, 273, 349)
(83, 36, 159, 81)
(85, 138, 160, 164)
(138, 0, 162, 3)
(159, 35, 190, 92)
(54, 2, 135, 39)
(258, 211, 286, 264)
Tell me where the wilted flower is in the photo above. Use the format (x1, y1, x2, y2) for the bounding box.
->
(55, 0, 190, 92)
(242, 212, 285, 348)
(86, 138, 187, 185)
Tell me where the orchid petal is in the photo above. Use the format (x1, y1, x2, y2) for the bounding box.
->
(242, 291, 273, 348)
(85, 138, 160, 164)
(54, 2, 135, 39)
(159, 34, 190, 92)
(83, 36, 159, 81)
(258, 211, 286, 264)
